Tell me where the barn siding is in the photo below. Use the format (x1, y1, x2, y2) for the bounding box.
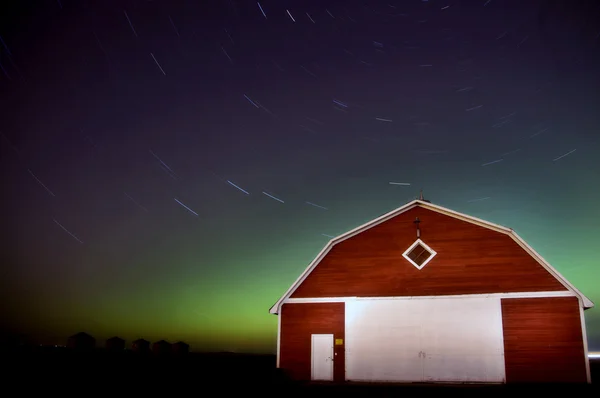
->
(280, 303, 344, 382)
(291, 207, 566, 298)
(501, 296, 588, 383)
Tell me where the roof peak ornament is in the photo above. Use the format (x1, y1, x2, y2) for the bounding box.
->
(414, 217, 421, 238)
(418, 189, 431, 203)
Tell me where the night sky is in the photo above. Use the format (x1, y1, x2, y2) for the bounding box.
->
(1, 0, 599, 354)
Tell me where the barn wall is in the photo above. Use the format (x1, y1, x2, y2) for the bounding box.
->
(501, 296, 588, 383)
(291, 206, 567, 298)
(279, 302, 344, 382)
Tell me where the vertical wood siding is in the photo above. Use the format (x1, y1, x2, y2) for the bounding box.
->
(291, 207, 567, 298)
(501, 296, 588, 383)
(280, 302, 345, 382)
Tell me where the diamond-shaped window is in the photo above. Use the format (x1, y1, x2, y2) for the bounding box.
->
(402, 239, 437, 270)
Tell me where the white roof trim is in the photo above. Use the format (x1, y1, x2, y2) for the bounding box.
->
(269, 200, 594, 314)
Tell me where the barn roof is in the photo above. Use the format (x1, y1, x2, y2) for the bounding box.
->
(269, 199, 594, 314)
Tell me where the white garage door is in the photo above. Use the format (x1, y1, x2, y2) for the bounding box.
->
(345, 297, 506, 383)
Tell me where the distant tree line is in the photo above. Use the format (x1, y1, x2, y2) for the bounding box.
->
(67, 332, 189, 355)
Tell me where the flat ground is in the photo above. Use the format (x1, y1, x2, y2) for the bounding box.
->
(5, 346, 599, 396)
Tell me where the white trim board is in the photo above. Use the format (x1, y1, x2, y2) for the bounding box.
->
(276, 309, 282, 368)
(579, 302, 592, 383)
(269, 200, 594, 314)
(283, 291, 577, 304)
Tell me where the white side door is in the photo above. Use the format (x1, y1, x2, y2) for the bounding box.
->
(311, 334, 334, 381)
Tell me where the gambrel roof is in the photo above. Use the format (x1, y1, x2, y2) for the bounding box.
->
(269, 199, 594, 314)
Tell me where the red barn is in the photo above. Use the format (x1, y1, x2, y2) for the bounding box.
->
(269, 199, 593, 384)
(106, 336, 125, 352)
(67, 332, 96, 351)
(152, 340, 172, 355)
(132, 338, 150, 353)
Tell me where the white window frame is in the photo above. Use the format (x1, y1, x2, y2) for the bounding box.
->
(402, 238, 437, 270)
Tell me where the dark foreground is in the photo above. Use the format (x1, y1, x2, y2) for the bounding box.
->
(4, 346, 599, 396)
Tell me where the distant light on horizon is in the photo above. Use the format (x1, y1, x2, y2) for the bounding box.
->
(589, 352, 600, 359)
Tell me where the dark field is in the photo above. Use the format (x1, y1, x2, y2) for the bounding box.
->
(4, 346, 599, 396)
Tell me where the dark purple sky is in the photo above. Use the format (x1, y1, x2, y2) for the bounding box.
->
(1, 0, 599, 353)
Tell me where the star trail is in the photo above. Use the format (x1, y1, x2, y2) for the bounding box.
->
(0, 0, 599, 353)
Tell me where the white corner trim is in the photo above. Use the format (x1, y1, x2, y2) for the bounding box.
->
(402, 238, 437, 270)
(283, 291, 576, 304)
(578, 301, 592, 383)
(276, 313, 281, 368)
(268, 200, 594, 315)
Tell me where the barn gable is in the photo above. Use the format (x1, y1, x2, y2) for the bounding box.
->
(269, 200, 593, 314)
